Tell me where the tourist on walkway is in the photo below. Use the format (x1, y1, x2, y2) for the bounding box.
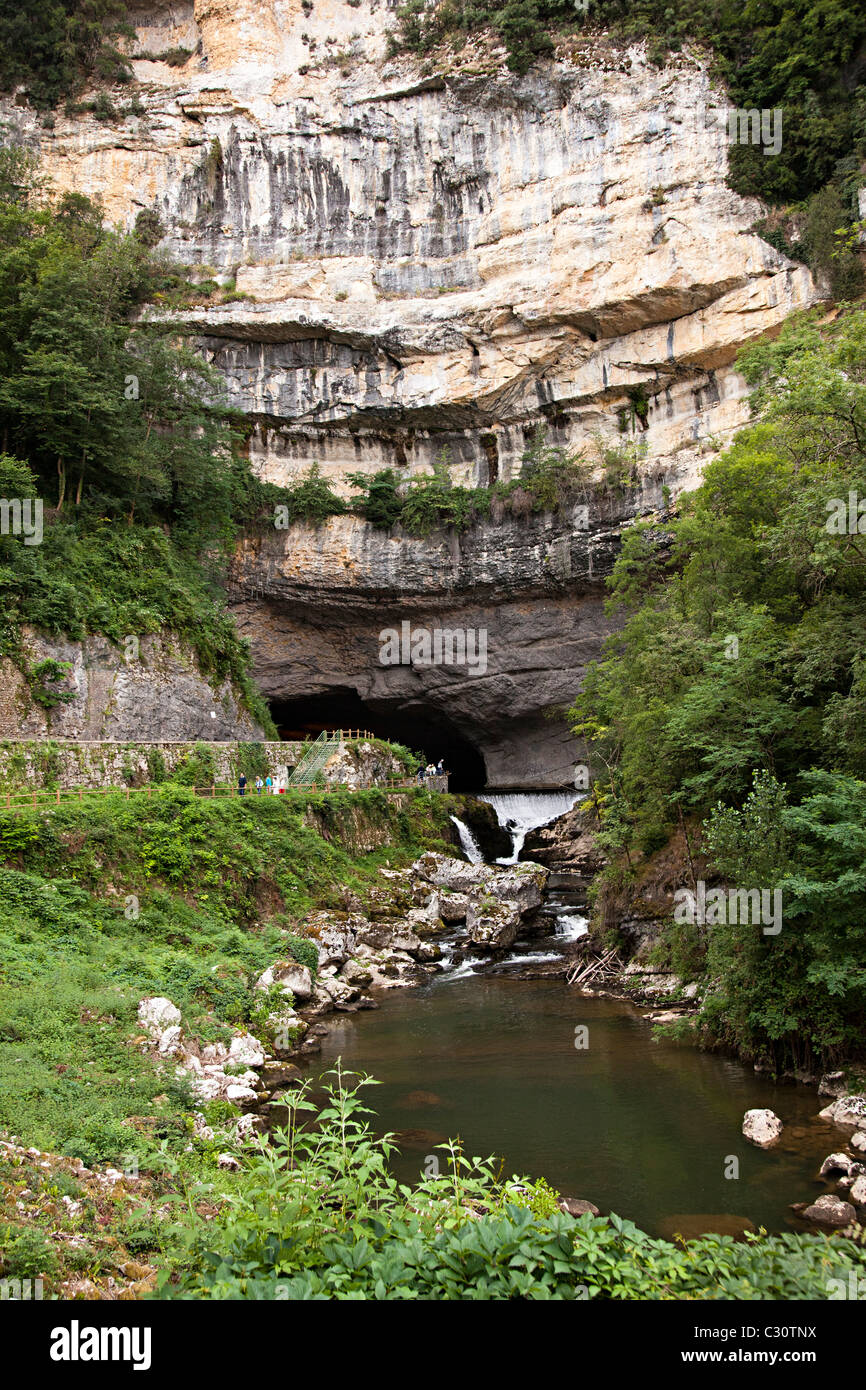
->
(238, 773, 246, 796)
(417, 764, 426, 784)
(265, 774, 273, 794)
(255, 776, 264, 794)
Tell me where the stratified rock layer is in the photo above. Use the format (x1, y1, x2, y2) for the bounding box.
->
(3, 4, 818, 774)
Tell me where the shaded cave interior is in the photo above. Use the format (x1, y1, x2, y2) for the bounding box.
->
(270, 688, 487, 791)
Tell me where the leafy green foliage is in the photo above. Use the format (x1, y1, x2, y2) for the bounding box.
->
(346, 468, 404, 529)
(0, 0, 132, 110)
(696, 770, 866, 1068)
(573, 309, 866, 1066)
(27, 658, 75, 709)
(164, 1069, 866, 1299)
(275, 464, 346, 525)
(398, 455, 490, 535)
(0, 153, 278, 725)
(0, 787, 452, 1163)
(394, 0, 866, 257)
(341, 435, 590, 536)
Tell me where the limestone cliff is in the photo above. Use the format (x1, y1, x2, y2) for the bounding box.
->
(0, 630, 265, 741)
(0, 2, 819, 783)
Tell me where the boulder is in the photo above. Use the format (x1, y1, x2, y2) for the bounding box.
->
(355, 921, 423, 955)
(439, 892, 470, 922)
(488, 866, 546, 914)
(414, 941, 442, 962)
(190, 1074, 223, 1101)
(304, 912, 368, 967)
(157, 1025, 182, 1056)
(819, 1152, 852, 1178)
(255, 962, 313, 1003)
(818, 1094, 866, 1129)
(361, 949, 428, 989)
(818, 1071, 847, 1098)
(742, 1108, 783, 1148)
(313, 976, 361, 1009)
(259, 1060, 303, 1090)
(217, 1153, 240, 1171)
(235, 1113, 267, 1140)
(800, 1194, 856, 1228)
(228, 1034, 266, 1069)
(225, 1083, 259, 1109)
(466, 898, 521, 950)
(341, 958, 373, 988)
(850, 1175, 866, 1207)
(851, 1132, 866, 1154)
(137, 997, 181, 1037)
(558, 1197, 600, 1218)
(266, 1009, 307, 1053)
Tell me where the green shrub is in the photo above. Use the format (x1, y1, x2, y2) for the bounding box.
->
(276, 464, 346, 525)
(163, 1070, 866, 1300)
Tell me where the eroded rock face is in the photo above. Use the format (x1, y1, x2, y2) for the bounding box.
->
(4, 7, 817, 776)
(0, 631, 264, 741)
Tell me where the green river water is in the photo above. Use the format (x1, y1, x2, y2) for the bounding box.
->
(314, 971, 837, 1239)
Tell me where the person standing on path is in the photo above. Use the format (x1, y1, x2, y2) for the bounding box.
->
(265, 774, 273, 794)
(238, 772, 246, 796)
(255, 776, 264, 794)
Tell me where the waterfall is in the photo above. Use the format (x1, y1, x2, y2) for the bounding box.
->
(479, 789, 581, 864)
(449, 815, 484, 865)
(555, 911, 589, 943)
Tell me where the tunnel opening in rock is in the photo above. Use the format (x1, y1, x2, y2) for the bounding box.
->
(270, 689, 487, 791)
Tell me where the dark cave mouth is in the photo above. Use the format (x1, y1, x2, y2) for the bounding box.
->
(269, 689, 487, 792)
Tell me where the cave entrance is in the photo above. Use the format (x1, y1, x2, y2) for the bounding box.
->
(269, 688, 487, 791)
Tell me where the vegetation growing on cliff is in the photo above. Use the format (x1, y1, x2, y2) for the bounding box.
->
(285, 433, 626, 534)
(0, 151, 280, 726)
(572, 307, 866, 1070)
(0, 0, 131, 109)
(395, 0, 866, 295)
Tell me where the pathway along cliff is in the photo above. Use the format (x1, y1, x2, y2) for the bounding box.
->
(299, 791, 849, 1239)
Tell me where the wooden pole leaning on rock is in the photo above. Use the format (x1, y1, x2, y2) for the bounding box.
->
(567, 948, 622, 988)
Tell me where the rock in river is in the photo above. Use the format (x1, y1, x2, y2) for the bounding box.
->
(798, 1194, 856, 1228)
(742, 1108, 783, 1148)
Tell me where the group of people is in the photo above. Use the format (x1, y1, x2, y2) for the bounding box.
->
(417, 759, 446, 783)
(237, 773, 281, 796)
(237, 761, 446, 795)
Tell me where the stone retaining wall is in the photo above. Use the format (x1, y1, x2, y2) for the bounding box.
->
(0, 738, 415, 793)
(0, 740, 303, 792)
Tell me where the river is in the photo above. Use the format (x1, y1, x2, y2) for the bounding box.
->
(315, 792, 835, 1238)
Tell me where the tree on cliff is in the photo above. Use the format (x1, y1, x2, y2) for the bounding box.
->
(0, 149, 274, 726)
(0, 0, 132, 108)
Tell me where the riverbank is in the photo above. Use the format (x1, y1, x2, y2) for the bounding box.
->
(1, 788, 864, 1298)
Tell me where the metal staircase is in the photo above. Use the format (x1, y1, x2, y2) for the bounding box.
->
(284, 730, 344, 787)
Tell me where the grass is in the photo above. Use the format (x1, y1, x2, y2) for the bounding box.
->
(0, 787, 863, 1300)
(0, 787, 454, 1166)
